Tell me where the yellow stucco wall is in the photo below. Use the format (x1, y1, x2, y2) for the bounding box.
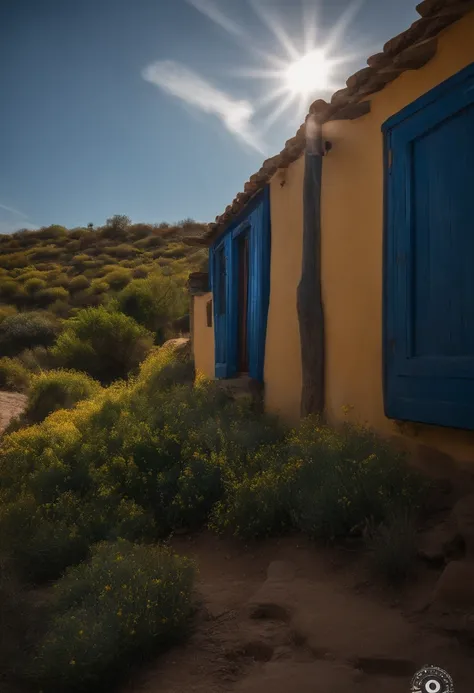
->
(190, 12, 474, 464)
(264, 159, 304, 423)
(192, 292, 214, 379)
(321, 11, 474, 464)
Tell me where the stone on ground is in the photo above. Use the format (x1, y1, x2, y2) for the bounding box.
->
(432, 559, 474, 608)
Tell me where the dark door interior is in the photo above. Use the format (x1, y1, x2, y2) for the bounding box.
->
(237, 232, 249, 373)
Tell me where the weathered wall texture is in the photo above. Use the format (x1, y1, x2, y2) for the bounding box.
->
(192, 292, 214, 379)
(321, 12, 474, 464)
(190, 12, 474, 464)
(264, 157, 304, 424)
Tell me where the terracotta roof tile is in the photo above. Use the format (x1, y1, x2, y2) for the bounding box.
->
(199, 0, 474, 245)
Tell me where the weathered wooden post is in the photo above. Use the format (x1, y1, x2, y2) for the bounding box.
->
(297, 113, 327, 417)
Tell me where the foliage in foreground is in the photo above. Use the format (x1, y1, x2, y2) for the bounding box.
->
(0, 344, 427, 691)
(0, 356, 31, 392)
(51, 306, 154, 383)
(0, 311, 60, 357)
(25, 369, 103, 423)
(365, 509, 418, 584)
(31, 541, 195, 692)
(0, 344, 424, 585)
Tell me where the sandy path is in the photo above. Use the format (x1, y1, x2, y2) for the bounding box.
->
(121, 532, 474, 693)
(0, 391, 27, 434)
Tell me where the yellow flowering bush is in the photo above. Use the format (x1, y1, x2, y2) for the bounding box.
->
(0, 344, 423, 588)
(31, 540, 195, 692)
(24, 369, 102, 423)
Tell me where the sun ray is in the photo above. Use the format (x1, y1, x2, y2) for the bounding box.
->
(253, 85, 289, 113)
(249, 0, 300, 62)
(302, 0, 320, 55)
(322, 0, 366, 56)
(185, 0, 374, 142)
(260, 92, 297, 133)
(225, 67, 286, 80)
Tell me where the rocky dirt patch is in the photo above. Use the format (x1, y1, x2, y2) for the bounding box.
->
(0, 391, 27, 434)
(121, 533, 474, 693)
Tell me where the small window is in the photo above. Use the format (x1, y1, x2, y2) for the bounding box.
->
(206, 299, 212, 327)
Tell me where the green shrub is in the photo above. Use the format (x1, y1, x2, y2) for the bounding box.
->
(17, 346, 53, 372)
(0, 311, 60, 356)
(0, 357, 31, 392)
(0, 280, 22, 302)
(366, 509, 418, 584)
(49, 299, 73, 318)
(36, 286, 69, 306)
(71, 254, 91, 268)
(117, 272, 187, 341)
(51, 307, 153, 383)
(285, 420, 424, 543)
(131, 265, 149, 278)
(24, 277, 47, 295)
(0, 492, 91, 583)
(0, 252, 29, 270)
(109, 243, 140, 259)
(31, 541, 195, 692)
(210, 418, 423, 542)
(25, 370, 102, 423)
(31, 245, 62, 261)
(0, 304, 17, 323)
(51, 272, 70, 288)
(103, 268, 131, 291)
(0, 555, 35, 684)
(69, 275, 90, 293)
(36, 225, 68, 241)
(89, 279, 108, 294)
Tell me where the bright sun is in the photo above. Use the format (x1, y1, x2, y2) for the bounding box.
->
(284, 50, 331, 96)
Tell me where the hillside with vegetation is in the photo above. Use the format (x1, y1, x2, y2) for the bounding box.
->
(0, 214, 207, 397)
(1, 218, 472, 693)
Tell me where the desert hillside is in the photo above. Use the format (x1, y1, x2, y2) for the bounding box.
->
(0, 215, 207, 395)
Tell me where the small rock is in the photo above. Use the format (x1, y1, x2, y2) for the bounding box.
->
(432, 560, 474, 608)
(248, 603, 291, 622)
(417, 519, 462, 566)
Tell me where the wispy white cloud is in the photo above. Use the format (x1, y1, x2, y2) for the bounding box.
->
(185, 0, 244, 38)
(142, 60, 264, 153)
(0, 202, 28, 219)
(0, 202, 38, 235)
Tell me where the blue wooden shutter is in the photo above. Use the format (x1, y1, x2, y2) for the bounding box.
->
(248, 186, 271, 382)
(211, 234, 237, 378)
(383, 62, 474, 430)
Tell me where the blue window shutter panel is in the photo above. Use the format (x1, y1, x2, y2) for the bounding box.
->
(225, 231, 238, 379)
(210, 187, 270, 382)
(248, 186, 271, 382)
(383, 61, 474, 430)
(211, 242, 227, 378)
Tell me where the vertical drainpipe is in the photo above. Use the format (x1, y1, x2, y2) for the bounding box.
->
(297, 115, 327, 418)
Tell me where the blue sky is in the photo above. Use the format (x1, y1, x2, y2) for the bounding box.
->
(0, 0, 418, 234)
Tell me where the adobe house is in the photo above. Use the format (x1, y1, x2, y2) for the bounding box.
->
(188, 0, 474, 467)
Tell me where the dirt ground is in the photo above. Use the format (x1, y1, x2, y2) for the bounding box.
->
(116, 532, 473, 693)
(0, 391, 27, 434)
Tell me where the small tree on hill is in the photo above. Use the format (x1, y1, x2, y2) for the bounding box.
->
(103, 215, 131, 238)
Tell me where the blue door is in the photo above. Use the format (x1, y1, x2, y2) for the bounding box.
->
(210, 187, 270, 381)
(383, 62, 474, 430)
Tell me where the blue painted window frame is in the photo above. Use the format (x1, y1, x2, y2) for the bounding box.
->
(209, 186, 271, 382)
(382, 61, 474, 430)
